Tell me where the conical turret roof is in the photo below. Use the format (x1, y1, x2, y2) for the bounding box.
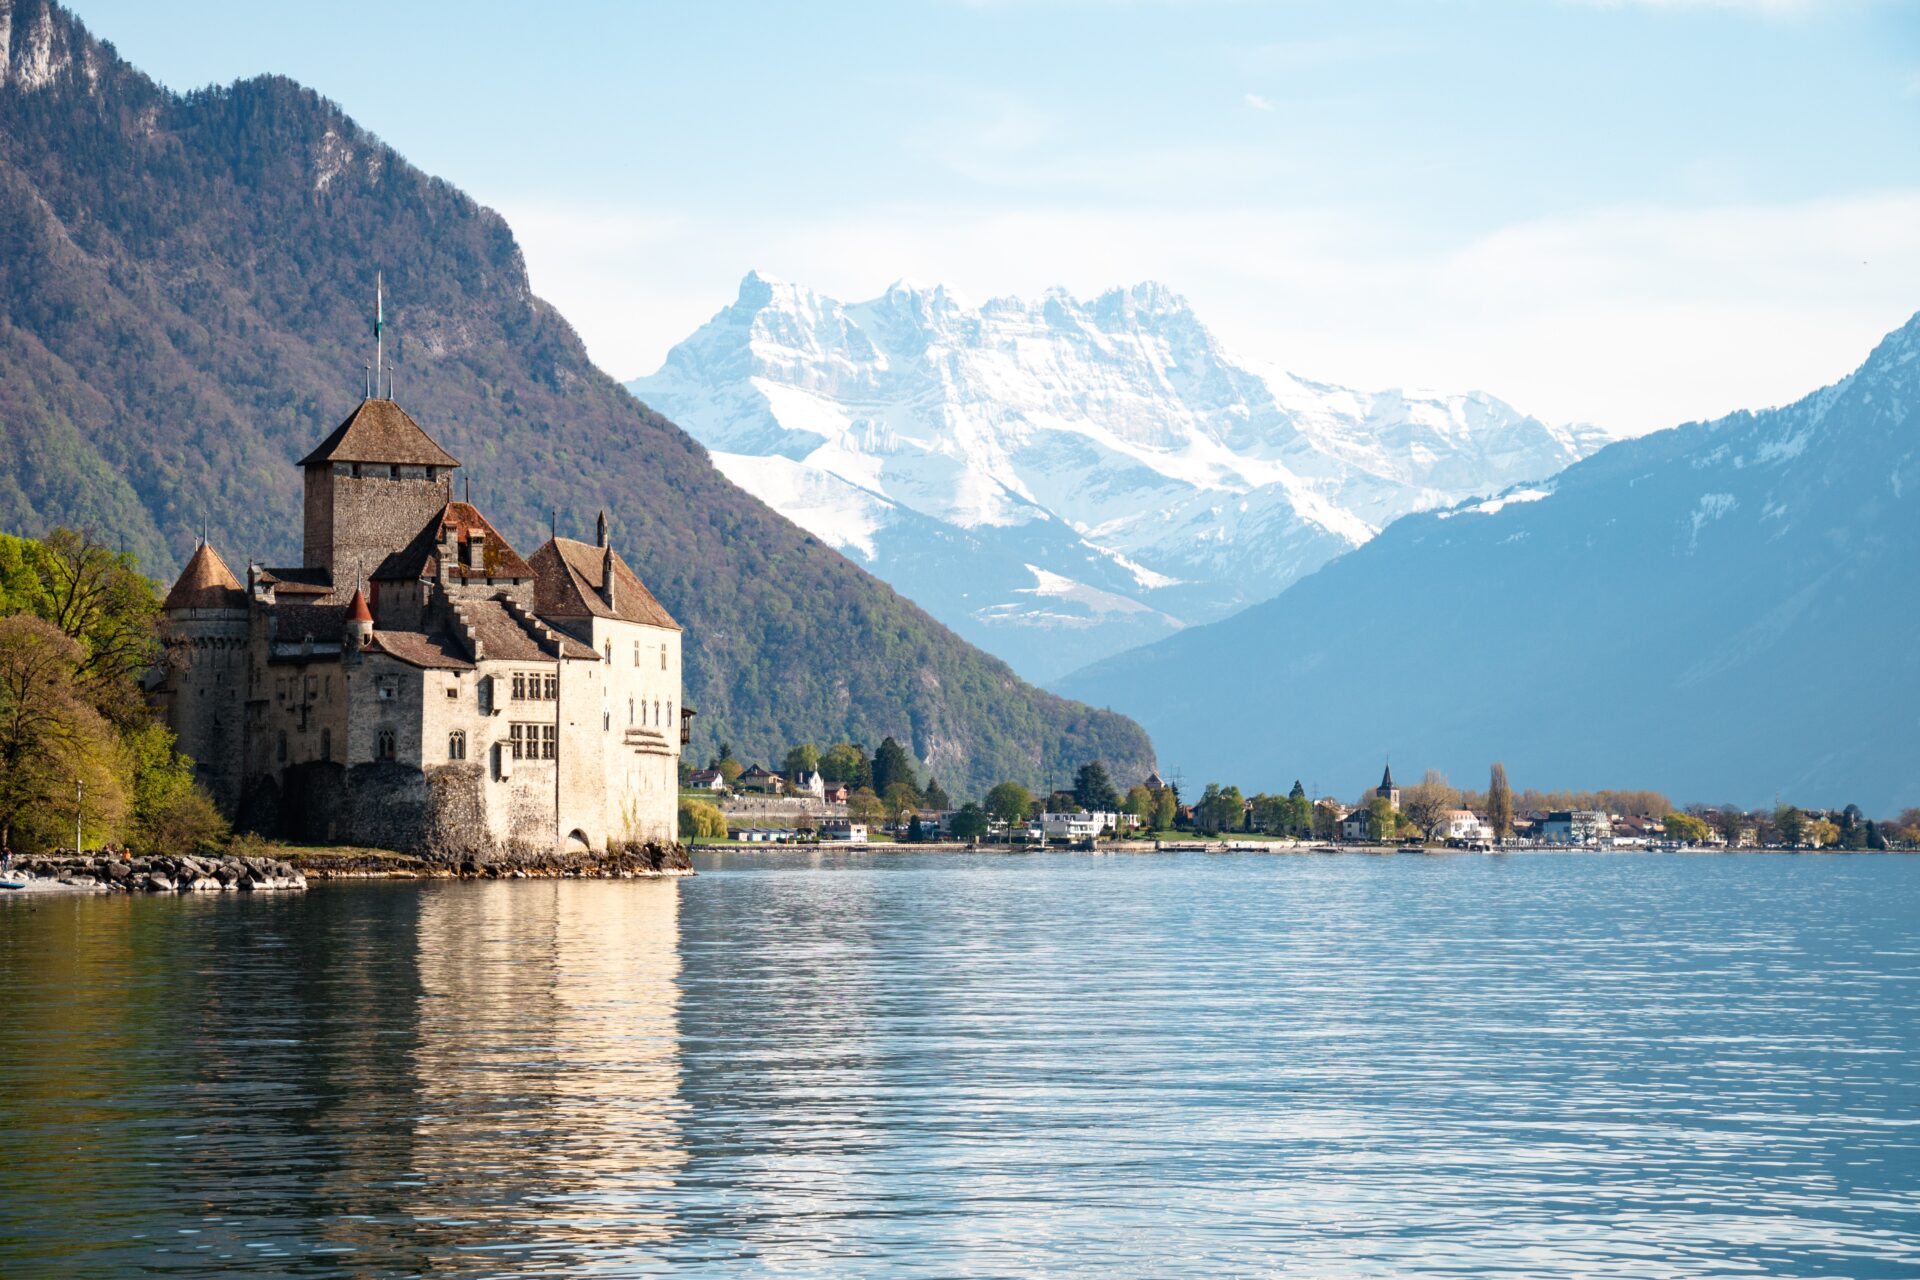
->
(163, 542, 245, 612)
(1379, 763, 1396, 791)
(346, 587, 373, 623)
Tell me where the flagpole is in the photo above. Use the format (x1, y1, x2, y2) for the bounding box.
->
(375, 270, 384, 400)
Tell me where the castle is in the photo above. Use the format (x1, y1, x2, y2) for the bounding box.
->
(156, 394, 684, 856)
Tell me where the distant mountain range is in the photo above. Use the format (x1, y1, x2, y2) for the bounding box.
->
(630, 274, 1611, 681)
(1060, 312, 1920, 814)
(0, 0, 1152, 796)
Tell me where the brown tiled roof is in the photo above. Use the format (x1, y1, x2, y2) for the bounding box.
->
(273, 602, 347, 645)
(373, 502, 534, 583)
(529, 538, 679, 630)
(257, 566, 332, 596)
(298, 399, 460, 469)
(458, 597, 552, 663)
(346, 588, 372, 623)
(163, 542, 245, 611)
(370, 630, 475, 671)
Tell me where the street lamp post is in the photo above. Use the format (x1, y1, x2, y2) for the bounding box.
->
(75, 779, 84, 856)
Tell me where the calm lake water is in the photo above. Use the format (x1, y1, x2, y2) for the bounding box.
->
(1, 850, 1917, 1277)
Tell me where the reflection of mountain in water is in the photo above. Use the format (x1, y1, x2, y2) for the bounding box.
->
(406, 881, 688, 1265)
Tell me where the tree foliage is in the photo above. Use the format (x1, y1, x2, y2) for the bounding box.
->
(1486, 763, 1514, 843)
(872, 737, 919, 801)
(1663, 812, 1710, 844)
(985, 782, 1033, 832)
(678, 798, 728, 840)
(1401, 770, 1459, 842)
(1072, 760, 1121, 811)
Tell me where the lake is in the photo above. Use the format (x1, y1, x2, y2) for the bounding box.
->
(1, 850, 1917, 1277)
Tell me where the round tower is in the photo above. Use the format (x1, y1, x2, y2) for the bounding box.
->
(160, 540, 250, 813)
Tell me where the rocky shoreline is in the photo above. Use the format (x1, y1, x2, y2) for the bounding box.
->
(287, 842, 694, 880)
(3, 853, 306, 894)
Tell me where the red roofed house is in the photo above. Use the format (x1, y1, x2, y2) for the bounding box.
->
(155, 386, 684, 857)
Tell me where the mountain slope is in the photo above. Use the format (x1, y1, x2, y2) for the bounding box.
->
(1059, 313, 1920, 814)
(630, 274, 1610, 681)
(0, 0, 1152, 795)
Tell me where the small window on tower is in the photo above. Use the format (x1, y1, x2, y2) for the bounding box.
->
(660, 646, 668, 671)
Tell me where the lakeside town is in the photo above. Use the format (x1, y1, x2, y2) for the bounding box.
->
(681, 744, 1920, 854)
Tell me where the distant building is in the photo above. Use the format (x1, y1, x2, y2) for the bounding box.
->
(1376, 763, 1400, 810)
(790, 768, 826, 800)
(1143, 769, 1168, 791)
(1438, 809, 1492, 843)
(818, 818, 867, 843)
(686, 767, 727, 792)
(1042, 810, 1117, 841)
(818, 779, 851, 805)
(1340, 809, 1373, 842)
(1539, 810, 1611, 845)
(735, 764, 785, 795)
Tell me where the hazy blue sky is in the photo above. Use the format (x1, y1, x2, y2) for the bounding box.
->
(67, 0, 1920, 434)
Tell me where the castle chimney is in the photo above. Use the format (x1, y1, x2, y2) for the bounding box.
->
(596, 509, 609, 548)
(602, 541, 618, 613)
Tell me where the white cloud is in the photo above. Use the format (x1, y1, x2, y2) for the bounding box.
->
(1244, 93, 1275, 112)
(499, 191, 1920, 438)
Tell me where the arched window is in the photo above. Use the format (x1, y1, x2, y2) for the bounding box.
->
(660, 645, 667, 671)
(604, 640, 612, 662)
(655, 699, 662, 727)
(633, 641, 640, 667)
(321, 728, 332, 761)
(628, 697, 635, 725)
(448, 730, 467, 761)
(377, 729, 396, 761)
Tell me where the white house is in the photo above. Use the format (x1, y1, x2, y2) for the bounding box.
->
(1042, 810, 1118, 840)
(1439, 809, 1492, 843)
(791, 768, 826, 800)
(819, 818, 868, 843)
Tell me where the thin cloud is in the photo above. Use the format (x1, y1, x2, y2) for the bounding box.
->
(1244, 93, 1275, 112)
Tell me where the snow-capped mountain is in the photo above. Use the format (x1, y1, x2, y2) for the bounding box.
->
(1059, 310, 1920, 814)
(629, 274, 1610, 681)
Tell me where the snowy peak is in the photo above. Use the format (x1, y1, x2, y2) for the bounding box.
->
(630, 275, 1612, 681)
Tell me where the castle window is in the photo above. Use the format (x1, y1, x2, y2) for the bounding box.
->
(633, 641, 640, 667)
(321, 728, 332, 761)
(543, 674, 558, 700)
(660, 646, 667, 671)
(324, 676, 332, 700)
(304, 675, 318, 700)
(376, 676, 397, 702)
(508, 723, 557, 761)
(377, 729, 397, 761)
(277, 731, 288, 763)
(448, 730, 467, 761)
(446, 684, 458, 699)
(655, 700, 662, 727)
(604, 640, 612, 662)
(603, 708, 610, 732)
(512, 672, 527, 701)
(275, 678, 286, 702)
(628, 697, 634, 725)
(667, 700, 673, 726)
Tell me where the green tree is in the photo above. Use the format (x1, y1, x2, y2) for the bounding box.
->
(884, 780, 923, 823)
(1073, 760, 1121, 811)
(1775, 805, 1808, 848)
(1150, 786, 1177, 832)
(905, 814, 925, 843)
(782, 743, 820, 776)
(0, 615, 129, 853)
(678, 797, 728, 840)
(1123, 784, 1153, 822)
(950, 803, 990, 842)
(847, 787, 887, 825)
(1808, 818, 1840, 848)
(985, 782, 1033, 839)
(820, 742, 871, 788)
(923, 777, 951, 810)
(872, 736, 919, 800)
(1194, 784, 1246, 835)
(1487, 762, 1515, 843)
(1663, 812, 1710, 844)
(125, 721, 227, 855)
(1365, 794, 1398, 842)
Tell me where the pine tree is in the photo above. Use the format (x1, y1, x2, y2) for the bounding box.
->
(1073, 760, 1121, 811)
(872, 737, 918, 799)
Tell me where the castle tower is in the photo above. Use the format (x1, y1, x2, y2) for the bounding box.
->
(160, 541, 249, 811)
(299, 399, 459, 594)
(1377, 763, 1400, 810)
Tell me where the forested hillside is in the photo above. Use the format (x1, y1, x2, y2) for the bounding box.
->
(0, 0, 1153, 795)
